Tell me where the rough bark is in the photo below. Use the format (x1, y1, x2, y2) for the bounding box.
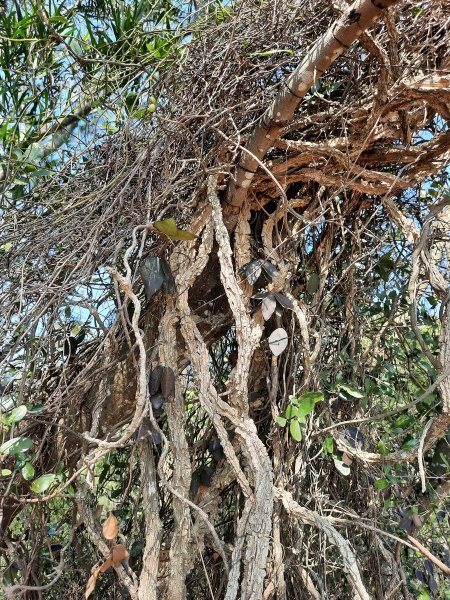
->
(224, 0, 404, 228)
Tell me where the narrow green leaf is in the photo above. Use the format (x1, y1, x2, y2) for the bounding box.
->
(154, 217, 196, 241)
(339, 384, 364, 398)
(323, 436, 334, 454)
(289, 419, 302, 442)
(250, 48, 294, 57)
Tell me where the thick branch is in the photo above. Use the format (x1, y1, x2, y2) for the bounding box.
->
(224, 0, 403, 228)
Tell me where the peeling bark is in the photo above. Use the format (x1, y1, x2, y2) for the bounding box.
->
(224, 0, 403, 228)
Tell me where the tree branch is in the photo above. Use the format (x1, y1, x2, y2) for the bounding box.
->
(224, 0, 404, 229)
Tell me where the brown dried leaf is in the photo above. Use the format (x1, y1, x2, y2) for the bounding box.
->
(85, 565, 102, 599)
(402, 484, 414, 498)
(161, 366, 175, 400)
(99, 556, 113, 573)
(342, 452, 353, 466)
(412, 513, 422, 528)
(112, 544, 129, 568)
(102, 512, 118, 540)
(399, 515, 414, 534)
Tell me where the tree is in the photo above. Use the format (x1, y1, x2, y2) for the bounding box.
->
(1, 0, 450, 598)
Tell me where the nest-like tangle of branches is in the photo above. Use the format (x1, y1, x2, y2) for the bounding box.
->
(1, 1, 450, 598)
(1, 0, 449, 335)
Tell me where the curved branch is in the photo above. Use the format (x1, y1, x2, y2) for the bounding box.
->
(224, 0, 404, 228)
(275, 487, 370, 600)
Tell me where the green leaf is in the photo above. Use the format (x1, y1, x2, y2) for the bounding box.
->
(125, 92, 138, 112)
(297, 397, 316, 418)
(393, 414, 413, 429)
(0, 437, 33, 456)
(4, 404, 27, 425)
(260, 261, 279, 281)
(375, 252, 395, 281)
(241, 260, 262, 284)
(288, 395, 299, 406)
(153, 217, 196, 241)
(374, 478, 390, 490)
(30, 474, 57, 494)
(250, 48, 294, 57)
(160, 257, 176, 294)
(275, 416, 287, 427)
(21, 463, 35, 480)
(339, 384, 364, 398)
(1, 469, 12, 477)
(323, 436, 334, 454)
(0, 242, 13, 252)
(289, 419, 302, 442)
(274, 292, 294, 311)
(261, 295, 277, 321)
(300, 391, 324, 404)
(377, 440, 390, 455)
(285, 404, 299, 419)
(364, 377, 377, 394)
(133, 108, 148, 119)
(293, 392, 323, 419)
(402, 438, 419, 450)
